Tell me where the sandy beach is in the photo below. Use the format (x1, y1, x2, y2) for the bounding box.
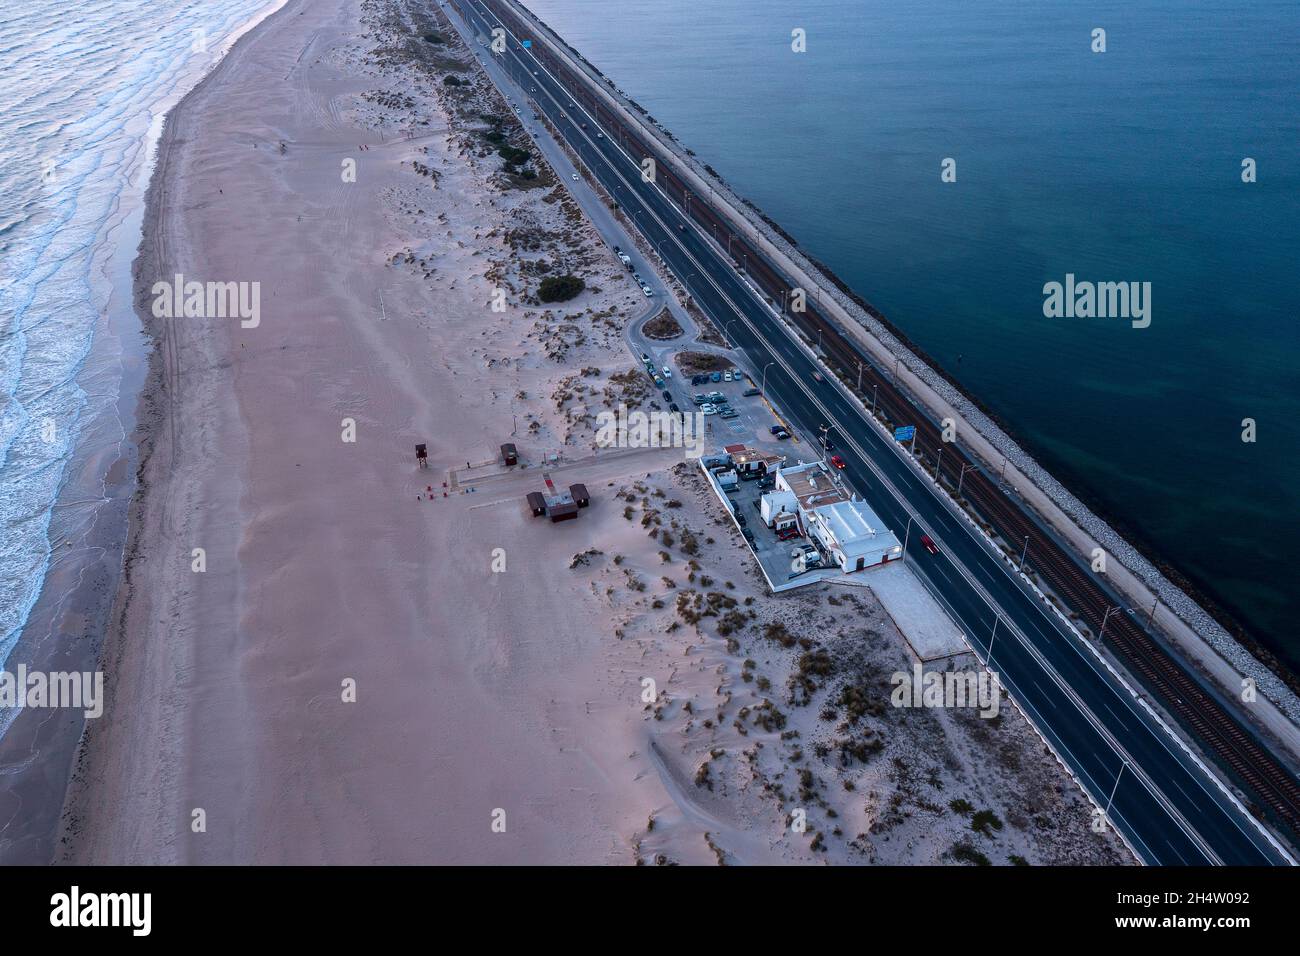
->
(56, 0, 1127, 865)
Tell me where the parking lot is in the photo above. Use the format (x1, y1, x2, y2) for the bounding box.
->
(640, 356, 799, 455)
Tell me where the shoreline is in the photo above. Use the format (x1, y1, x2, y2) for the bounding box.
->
(0, 0, 290, 865)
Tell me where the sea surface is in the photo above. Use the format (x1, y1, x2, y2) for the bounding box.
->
(527, 0, 1300, 673)
(0, 0, 279, 677)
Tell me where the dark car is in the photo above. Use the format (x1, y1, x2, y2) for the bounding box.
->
(662, 390, 672, 402)
(742, 528, 756, 544)
(669, 402, 680, 414)
(739, 469, 761, 482)
(769, 424, 785, 435)
(735, 513, 747, 527)
(773, 429, 790, 440)
(757, 475, 775, 490)
(743, 387, 760, 397)
(710, 371, 722, 382)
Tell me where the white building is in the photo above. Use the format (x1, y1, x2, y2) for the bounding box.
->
(805, 498, 902, 572)
(761, 460, 901, 572)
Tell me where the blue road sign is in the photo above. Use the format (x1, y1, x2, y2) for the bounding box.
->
(894, 426, 915, 442)
(522, 39, 532, 48)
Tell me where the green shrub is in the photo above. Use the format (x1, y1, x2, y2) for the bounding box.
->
(538, 274, 585, 303)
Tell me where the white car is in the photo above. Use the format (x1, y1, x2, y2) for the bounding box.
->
(596, 132, 604, 139)
(723, 370, 733, 382)
(700, 404, 718, 415)
(661, 366, 671, 378)
(571, 173, 579, 181)
(642, 285, 652, 297)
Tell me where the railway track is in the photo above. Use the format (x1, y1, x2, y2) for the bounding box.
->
(474, 0, 1300, 844)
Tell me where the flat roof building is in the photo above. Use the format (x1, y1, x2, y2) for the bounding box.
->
(805, 498, 902, 572)
(762, 460, 901, 573)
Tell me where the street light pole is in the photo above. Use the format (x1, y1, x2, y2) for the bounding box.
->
(1104, 760, 1128, 822)
(902, 515, 913, 566)
(935, 446, 944, 481)
(762, 361, 775, 392)
(872, 384, 879, 416)
(1018, 536, 1030, 574)
(856, 362, 864, 391)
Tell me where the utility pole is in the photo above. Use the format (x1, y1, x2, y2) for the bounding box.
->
(872, 384, 879, 416)
(957, 461, 972, 497)
(1099, 605, 1121, 641)
(1146, 597, 1160, 630)
(856, 361, 864, 391)
(935, 446, 944, 481)
(1018, 536, 1030, 574)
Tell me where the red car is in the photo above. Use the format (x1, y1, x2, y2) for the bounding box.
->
(920, 534, 939, 556)
(776, 527, 801, 542)
(830, 454, 846, 469)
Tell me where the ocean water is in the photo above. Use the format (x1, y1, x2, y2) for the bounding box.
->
(0, 0, 277, 669)
(527, 0, 1300, 672)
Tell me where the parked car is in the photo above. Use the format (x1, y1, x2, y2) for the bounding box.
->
(723, 370, 733, 382)
(742, 528, 756, 544)
(720, 408, 739, 419)
(700, 404, 718, 415)
(776, 527, 800, 542)
(642, 286, 653, 297)
(921, 534, 940, 556)
(773, 429, 790, 440)
(708, 371, 721, 382)
(654, 377, 664, 388)
(707, 391, 725, 403)
(735, 513, 747, 527)
(752, 498, 764, 511)
(769, 424, 785, 435)
(661, 366, 672, 379)
(639, 350, 648, 360)
(691, 374, 706, 386)
(743, 387, 760, 397)
(661, 390, 672, 402)
(692, 394, 707, 405)
(831, 454, 846, 469)
(757, 475, 775, 490)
